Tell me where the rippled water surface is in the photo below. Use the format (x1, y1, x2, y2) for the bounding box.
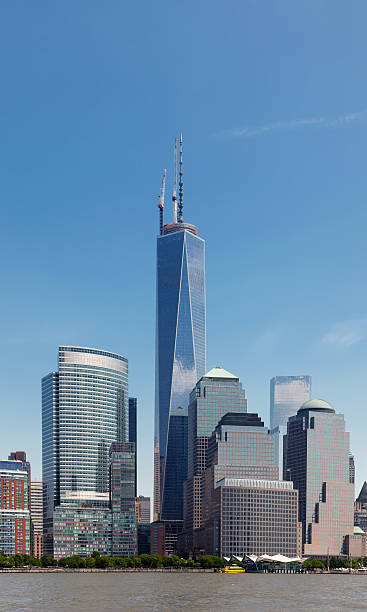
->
(0, 572, 366, 611)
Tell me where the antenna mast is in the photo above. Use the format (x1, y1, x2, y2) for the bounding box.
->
(172, 138, 178, 223)
(158, 168, 166, 235)
(178, 134, 183, 222)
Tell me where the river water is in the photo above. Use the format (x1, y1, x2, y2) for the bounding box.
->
(0, 572, 366, 611)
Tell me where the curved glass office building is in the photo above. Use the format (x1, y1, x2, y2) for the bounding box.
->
(42, 346, 128, 554)
(154, 222, 206, 521)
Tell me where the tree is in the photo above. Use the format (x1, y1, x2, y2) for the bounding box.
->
(41, 555, 55, 567)
(94, 555, 112, 569)
(303, 558, 325, 569)
(199, 555, 224, 568)
(85, 557, 96, 568)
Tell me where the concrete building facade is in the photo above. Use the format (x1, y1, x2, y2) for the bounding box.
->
(0, 460, 30, 556)
(197, 413, 299, 557)
(183, 367, 247, 555)
(285, 399, 354, 556)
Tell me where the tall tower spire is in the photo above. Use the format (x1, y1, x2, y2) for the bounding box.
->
(178, 133, 183, 223)
(158, 169, 166, 236)
(172, 138, 178, 223)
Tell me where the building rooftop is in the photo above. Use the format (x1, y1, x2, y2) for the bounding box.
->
(216, 412, 264, 429)
(357, 482, 367, 504)
(204, 366, 238, 380)
(0, 460, 25, 472)
(216, 477, 293, 490)
(298, 398, 334, 414)
(163, 222, 198, 236)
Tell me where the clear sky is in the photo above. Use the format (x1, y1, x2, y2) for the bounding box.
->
(1, 1, 367, 498)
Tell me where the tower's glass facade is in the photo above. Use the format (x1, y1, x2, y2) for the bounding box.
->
(58, 346, 128, 497)
(128, 398, 137, 497)
(42, 371, 59, 556)
(270, 375, 311, 430)
(109, 442, 137, 556)
(42, 346, 128, 555)
(154, 224, 206, 521)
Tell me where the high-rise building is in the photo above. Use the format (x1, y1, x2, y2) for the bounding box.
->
(137, 522, 151, 554)
(0, 460, 31, 555)
(154, 139, 206, 525)
(129, 398, 137, 497)
(109, 442, 137, 556)
(31, 481, 43, 558)
(42, 346, 128, 556)
(270, 376, 311, 478)
(8, 451, 31, 498)
(270, 376, 311, 430)
(355, 482, 367, 533)
(349, 451, 355, 484)
(182, 366, 247, 554)
(285, 398, 354, 556)
(198, 413, 299, 558)
(136, 495, 150, 523)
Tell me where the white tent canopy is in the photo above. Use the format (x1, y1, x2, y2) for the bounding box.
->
(244, 554, 303, 564)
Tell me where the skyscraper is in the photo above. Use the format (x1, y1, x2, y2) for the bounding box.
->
(42, 346, 128, 555)
(355, 482, 367, 533)
(31, 481, 43, 558)
(136, 495, 151, 523)
(154, 137, 206, 523)
(199, 413, 299, 558)
(109, 442, 137, 556)
(182, 366, 247, 554)
(270, 375, 311, 430)
(285, 398, 354, 556)
(129, 397, 137, 497)
(270, 376, 311, 478)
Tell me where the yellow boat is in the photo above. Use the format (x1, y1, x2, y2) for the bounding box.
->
(221, 564, 245, 573)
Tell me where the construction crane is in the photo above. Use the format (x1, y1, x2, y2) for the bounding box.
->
(158, 168, 166, 235)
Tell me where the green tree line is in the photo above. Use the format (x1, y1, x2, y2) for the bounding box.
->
(303, 557, 367, 570)
(0, 551, 225, 569)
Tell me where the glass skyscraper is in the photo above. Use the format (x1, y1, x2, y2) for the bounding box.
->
(270, 375, 311, 430)
(154, 219, 206, 522)
(42, 346, 128, 555)
(109, 442, 137, 556)
(128, 397, 137, 497)
(270, 375, 311, 478)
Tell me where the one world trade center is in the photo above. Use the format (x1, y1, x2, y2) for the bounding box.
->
(154, 136, 206, 523)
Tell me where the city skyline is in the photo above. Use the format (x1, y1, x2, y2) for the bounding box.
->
(1, 2, 367, 501)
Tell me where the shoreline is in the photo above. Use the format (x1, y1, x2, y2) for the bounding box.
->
(0, 567, 215, 573)
(0, 567, 366, 574)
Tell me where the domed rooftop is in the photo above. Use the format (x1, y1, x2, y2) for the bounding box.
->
(298, 398, 335, 414)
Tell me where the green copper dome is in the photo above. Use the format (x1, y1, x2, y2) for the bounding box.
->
(298, 398, 335, 414)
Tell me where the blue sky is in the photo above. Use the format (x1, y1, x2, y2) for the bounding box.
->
(1, 1, 367, 498)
